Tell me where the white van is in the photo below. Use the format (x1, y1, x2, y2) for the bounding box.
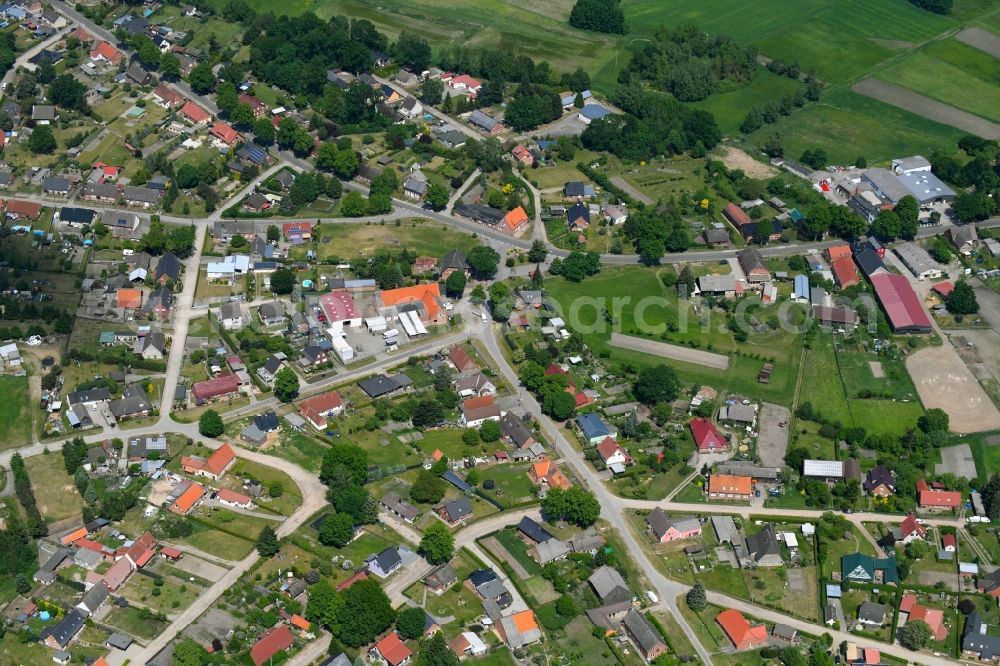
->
(645, 591, 659, 604)
(382, 328, 399, 340)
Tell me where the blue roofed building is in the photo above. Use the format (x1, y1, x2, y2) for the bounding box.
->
(578, 104, 612, 125)
(576, 413, 616, 445)
(793, 275, 810, 303)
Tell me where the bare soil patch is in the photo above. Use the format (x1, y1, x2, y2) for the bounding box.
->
(757, 403, 790, 468)
(906, 345, 1000, 433)
(868, 361, 886, 378)
(716, 146, 777, 179)
(852, 78, 1000, 139)
(936, 443, 978, 480)
(610, 333, 730, 370)
(919, 570, 958, 591)
(956, 27, 1000, 59)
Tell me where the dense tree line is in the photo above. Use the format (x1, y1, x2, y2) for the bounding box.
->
(627, 25, 756, 101)
(10, 453, 45, 537)
(908, 0, 952, 14)
(568, 0, 626, 34)
(582, 78, 721, 161)
(505, 86, 562, 132)
(621, 205, 691, 263)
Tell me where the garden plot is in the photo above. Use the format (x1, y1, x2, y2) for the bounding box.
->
(852, 78, 1000, 139)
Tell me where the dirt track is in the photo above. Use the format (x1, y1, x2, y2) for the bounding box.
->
(610, 176, 653, 205)
(906, 345, 1000, 433)
(610, 333, 730, 369)
(852, 78, 1000, 139)
(957, 27, 1000, 59)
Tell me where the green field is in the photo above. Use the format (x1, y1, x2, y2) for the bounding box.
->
(693, 68, 806, 134)
(24, 454, 85, 523)
(748, 88, 964, 165)
(545, 266, 803, 405)
(925, 38, 1000, 82)
(876, 50, 1000, 123)
(799, 333, 924, 435)
(0, 376, 32, 451)
(299, 219, 481, 262)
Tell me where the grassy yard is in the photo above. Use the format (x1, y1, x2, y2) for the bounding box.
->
(545, 266, 803, 405)
(821, 524, 877, 579)
(296, 218, 481, 262)
(0, 376, 33, 450)
(479, 462, 540, 507)
(694, 67, 806, 134)
(120, 571, 200, 615)
(104, 606, 169, 641)
(23, 453, 85, 523)
(225, 459, 302, 516)
(267, 430, 330, 474)
(195, 267, 244, 301)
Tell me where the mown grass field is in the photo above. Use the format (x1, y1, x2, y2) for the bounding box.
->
(545, 266, 803, 405)
(693, 68, 805, 134)
(800, 334, 924, 435)
(876, 49, 1000, 124)
(748, 88, 965, 165)
(0, 376, 33, 451)
(300, 219, 481, 262)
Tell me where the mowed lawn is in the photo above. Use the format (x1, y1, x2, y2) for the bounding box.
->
(748, 88, 964, 165)
(876, 50, 1000, 123)
(0, 376, 32, 450)
(545, 267, 803, 405)
(23, 454, 85, 523)
(307, 219, 481, 262)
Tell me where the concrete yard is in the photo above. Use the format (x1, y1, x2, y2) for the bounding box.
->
(936, 443, 978, 480)
(757, 403, 791, 468)
(907, 345, 1000, 433)
(919, 570, 959, 591)
(610, 333, 730, 370)
(170, 553, 230, 583)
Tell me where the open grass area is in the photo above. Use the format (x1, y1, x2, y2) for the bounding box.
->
(694, 68, 806, 134)
(268, 430, 330, 474)
(800, 333, 924, 434)
(225, 459, 302, 516)
(748, 88, 964, 166)
(120, 571, 200, 615)
(104, 606, 169, 641)
(0, 376, 33, 451)
(546, 266, 802, 405)
(23, 453, 84, 523)
(298, 219, 481, 262)
(876, 50, 1000, 123)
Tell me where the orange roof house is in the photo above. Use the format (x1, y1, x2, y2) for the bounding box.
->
(511, 145, 533, 166)
(180, 101, 211, 124)
(716, 609, 768, 651)
(89, 41, 123, 65)
(826, 244, 853, 262)
(297, 391, 344, 429)
(374, 631, 412, 666)
(502, 206, 529, 235)
(211, 121, 241, 145)
(182, 443, 236, 480)
(832, 256, 860, 288)
(100, 556, 134, 591)
(899, 593, 948, 641)
(61, 527, 88, 545)
(918, 486, 962, 509)
(116, 288, 142, 310)
(380, 283, 444, 323)
(528, 458, 570, 490)
(708, 474, 752, 498)
(290, 614, 310, 632)
(6, 199, 42, 218)
(251, 625, 294, 666)
(124, 531, 157, 568)
(170, 483, 205, 515)
(335, 569, 368, 592)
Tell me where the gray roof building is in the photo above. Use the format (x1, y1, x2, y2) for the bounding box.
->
(744, 525, 783, 566)
(621, 609, 667, 661)
(862, 168, 911, 205)
(588, 565, 631, 604)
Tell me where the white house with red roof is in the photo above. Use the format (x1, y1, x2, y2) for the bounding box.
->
(595, 437, 631, 474)
(895, 512, 926, 545)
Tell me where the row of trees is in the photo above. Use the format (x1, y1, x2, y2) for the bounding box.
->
(10, 453, 45, 537)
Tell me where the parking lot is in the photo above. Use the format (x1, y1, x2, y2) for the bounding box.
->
(936, 443, 978, 480)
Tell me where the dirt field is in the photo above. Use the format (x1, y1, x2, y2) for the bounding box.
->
(716, 146, 777, 179)
(610, 333, 730, 369)
(907, 345, 1000, 433)
(610, 176, 653, 205)
(869, 361, 885, 379)
(757, 403, 790, 468)
(171, 554, 230, 582)
(957, 27, 1000, 59)
(852, 78, 1000, 139)
(954, 330, 1000, 381)
(919, 570, 958, 591)
(936, 443, 978, 480)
